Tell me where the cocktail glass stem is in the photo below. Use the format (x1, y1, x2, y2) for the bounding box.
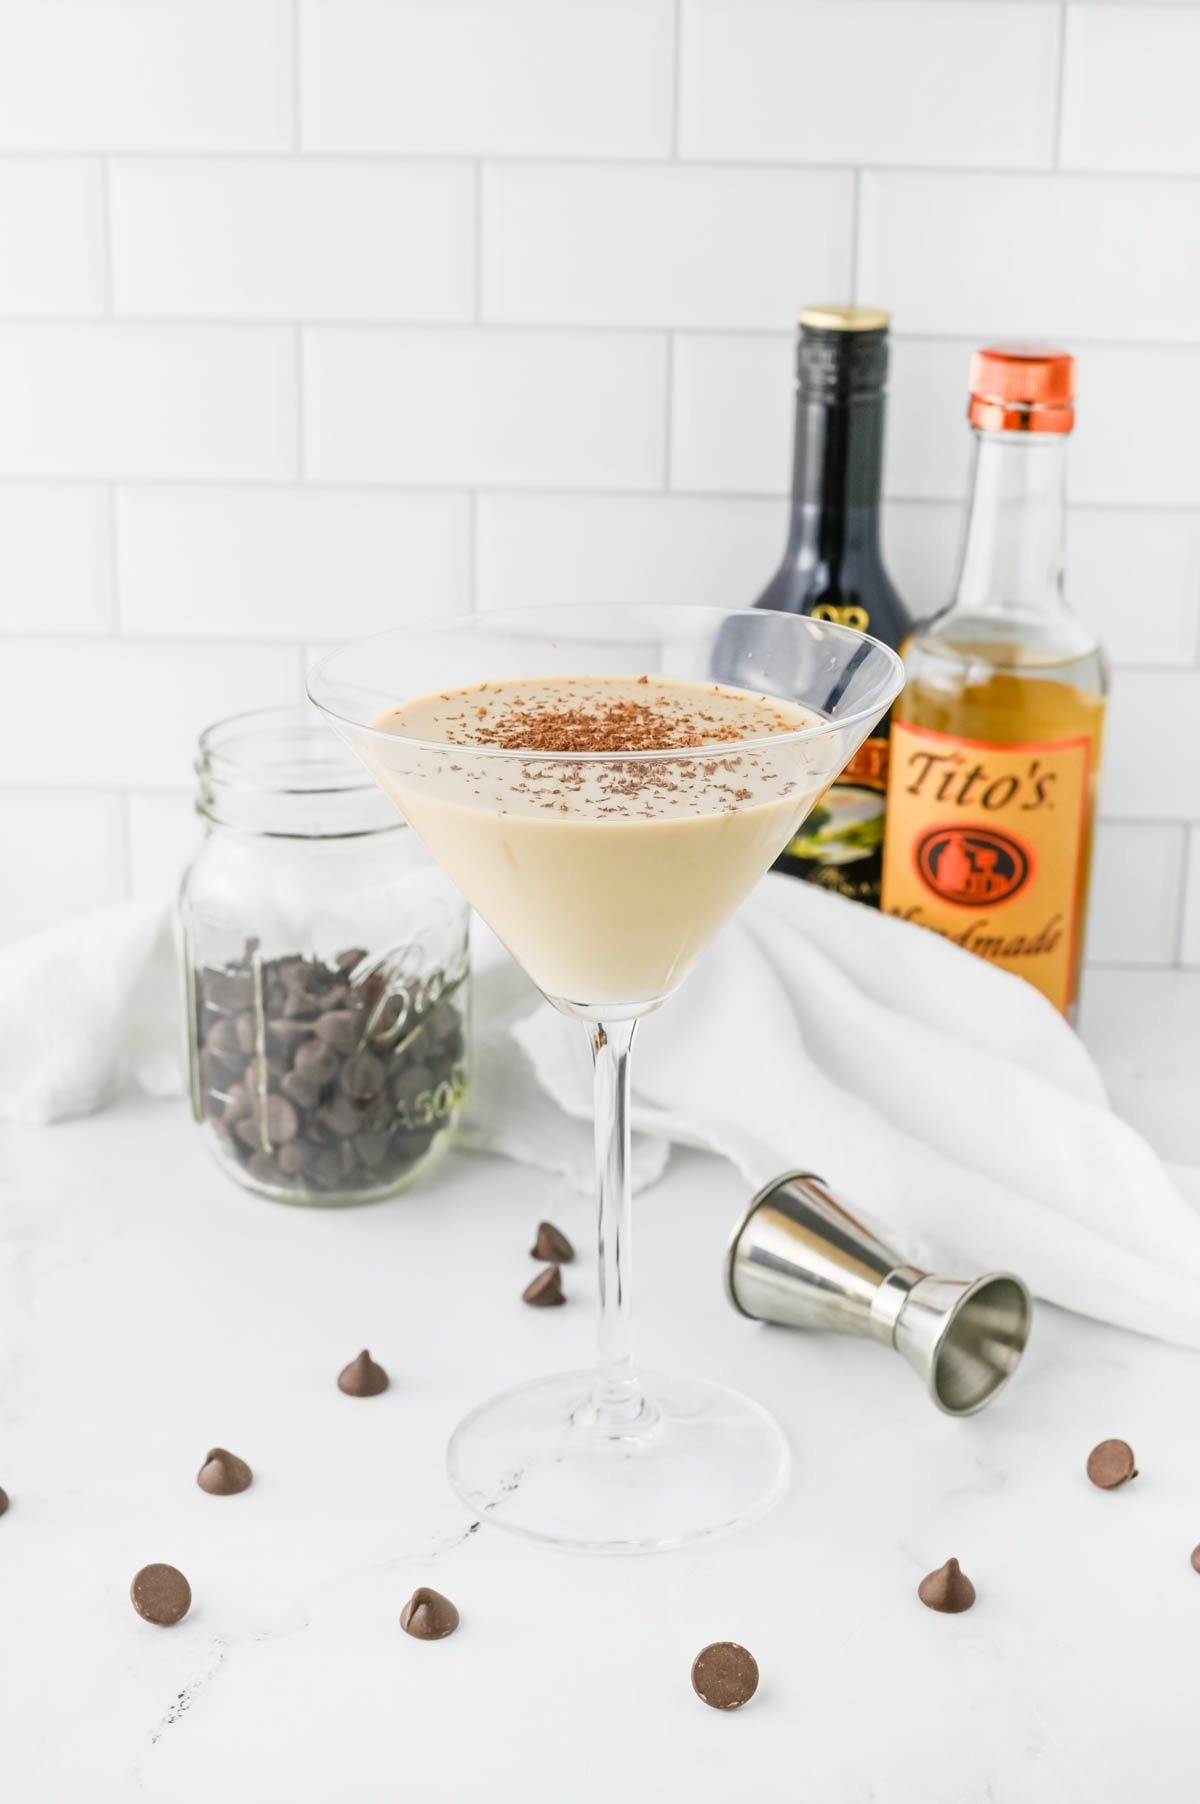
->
(588, 1017, 649, 1431)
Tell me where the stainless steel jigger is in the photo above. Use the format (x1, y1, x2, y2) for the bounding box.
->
(724, 1171, 1032, 1416)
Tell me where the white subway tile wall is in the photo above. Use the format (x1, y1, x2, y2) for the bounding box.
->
(0, 0, 1196, 971)
(303, 328, 667, 487)
(299, 0, 675, 157)
(481, 164, 853, 328)
(0, 325, 297, 479)
(679, 1, 1061, 169)
(0, 1, 293, 152)
(110, 161, 476, 321)
(0, 162, 106, 317)
(116, 488, 471, 638)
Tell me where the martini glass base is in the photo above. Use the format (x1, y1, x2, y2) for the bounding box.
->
(446, 1369, 791, 1554)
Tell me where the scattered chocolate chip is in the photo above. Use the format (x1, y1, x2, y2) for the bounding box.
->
(1087, 1439, 1137, 1490)
(338, 1349, 389, 1397)
(691, 1642, 759, 1710)
(1190, 1545, 1200, 1575)
(336, 948, 369, 972)
(400, 1587, 459, 1640)
(523, 1264, 565, 1307)
(0, 1486, 8, 1517)
(131, 1563, 192, 1626)
(531, 1221, 575, 1263)
(918, 1558, 976, 1613)
(197, 1448, 253, 1496)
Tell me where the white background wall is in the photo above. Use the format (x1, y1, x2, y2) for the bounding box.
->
(1, 0, 1197, 970)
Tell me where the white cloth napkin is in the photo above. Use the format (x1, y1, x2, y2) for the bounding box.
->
(3, 878, 1199, 1348)
(0, 901, 181, 1124)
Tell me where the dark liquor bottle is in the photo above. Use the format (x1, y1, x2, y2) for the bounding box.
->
(754, 305, 910, 905)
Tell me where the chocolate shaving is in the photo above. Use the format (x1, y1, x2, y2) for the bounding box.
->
(397, 678, 798, 756)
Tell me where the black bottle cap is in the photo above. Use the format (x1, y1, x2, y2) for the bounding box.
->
(797, 304, 890, 400)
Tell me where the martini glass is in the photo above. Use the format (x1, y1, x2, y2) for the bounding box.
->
(309, 605, 903, 1553)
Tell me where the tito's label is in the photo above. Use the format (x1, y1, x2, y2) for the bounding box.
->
(881, 721, 1093, 1015)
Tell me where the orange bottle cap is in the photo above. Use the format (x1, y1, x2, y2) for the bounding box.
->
(968, 345, 1075, 433)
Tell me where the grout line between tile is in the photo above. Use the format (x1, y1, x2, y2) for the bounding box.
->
(291, 0, 303, 153)
(11, 318, 1200, 356)
(4, 480, 1200, 542)
(4, 147, 1200, 178)
(1175, 828, 1195, 964)
(662, 333, 675, 490)
(1051, 1, 1070, 171)
(467, 488, 479, 611)
(670, 0, 683, 158)
(106, 484, 121, 630)
(472, 161, 483, 321)
(294, 327, 306, 480)
(97, 156, 115, 315)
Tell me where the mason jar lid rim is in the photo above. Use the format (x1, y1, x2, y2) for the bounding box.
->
(198, 703, 377, 795)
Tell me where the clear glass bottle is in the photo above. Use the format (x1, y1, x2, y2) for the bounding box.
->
(882, 346, 1107, 1019)
(181, 706, 470, 1205)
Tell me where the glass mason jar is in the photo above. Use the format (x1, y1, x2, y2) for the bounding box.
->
(180, 706, 470, 1206)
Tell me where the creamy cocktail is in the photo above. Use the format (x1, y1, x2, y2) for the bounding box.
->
(363, 674, 839, 1009)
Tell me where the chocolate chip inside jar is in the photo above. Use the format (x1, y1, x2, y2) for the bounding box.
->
(192, 948, 468, 1203)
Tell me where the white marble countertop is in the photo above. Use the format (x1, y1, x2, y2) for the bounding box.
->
(2, 968, 1198, 1804)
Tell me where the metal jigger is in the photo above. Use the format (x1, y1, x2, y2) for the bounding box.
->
(724, 1171, 1032, 1416)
